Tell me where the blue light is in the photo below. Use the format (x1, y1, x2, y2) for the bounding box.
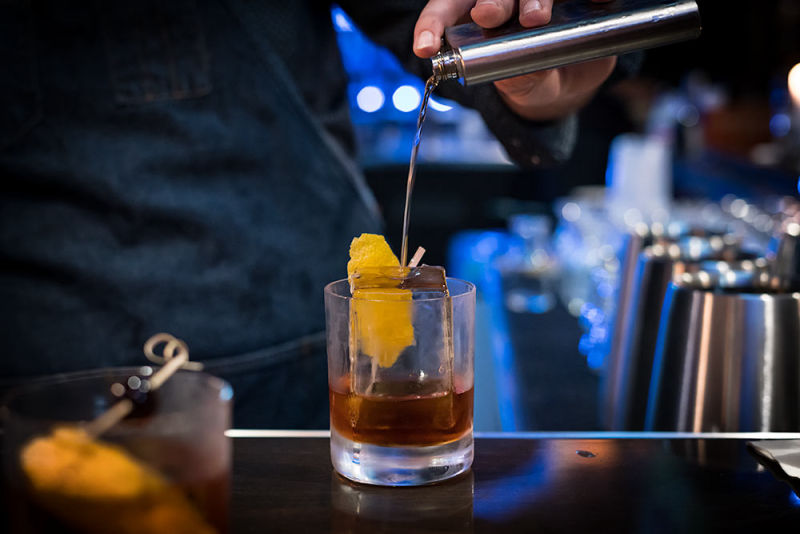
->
(797, 176, 800, 195)
(428, 96, 453, 112)
(392, 85, 421, 112)
(770, 113, 792, 138)
(578, 334, 592, 356)
(331, 7, 353, 32)
(355, 86, 384, 113)
(587, 349, 604, 370)
(475, 454, 549, 520)
(790, 491, 800, 507)
(597, 281, 613, 299)
(447, 231, 525, 432)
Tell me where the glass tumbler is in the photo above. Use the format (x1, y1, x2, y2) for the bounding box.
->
(2, 369, 232, 534)
(325, 277, 475, 486)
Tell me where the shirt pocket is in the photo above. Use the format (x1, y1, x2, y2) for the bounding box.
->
(0, 0, 42, 149)
(96, 0, 212, 105)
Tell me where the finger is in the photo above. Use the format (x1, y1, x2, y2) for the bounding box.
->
(560, 56, 617, 96)
(494, 57, 617, 120)
(469, 0, 516, 29)
(519, 0, 553, 27)
(494, 69, 557, 101)
(414, 0, 476, 57)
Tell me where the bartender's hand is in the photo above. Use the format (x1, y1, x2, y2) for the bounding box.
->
(413, 0, 617, 121)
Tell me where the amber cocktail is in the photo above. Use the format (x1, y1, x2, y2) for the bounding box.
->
(325, 277, 475, 486)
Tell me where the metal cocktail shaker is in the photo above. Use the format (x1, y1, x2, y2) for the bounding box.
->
(431, 0, 701, 85)
(646, 270, 800, 433)
(604, 234, 744, 431)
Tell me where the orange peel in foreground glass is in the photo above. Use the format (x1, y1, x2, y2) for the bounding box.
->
(20, 427, 216, 534)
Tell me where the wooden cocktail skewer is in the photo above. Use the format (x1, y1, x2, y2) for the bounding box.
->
(84, 333, 194, 438)
(407, 246, 426, 268)
(19, 333, 219, 534)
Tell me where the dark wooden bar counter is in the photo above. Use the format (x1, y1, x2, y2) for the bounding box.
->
(231, 431, 800, 533)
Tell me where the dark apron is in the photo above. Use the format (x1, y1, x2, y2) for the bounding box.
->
(0, 0, 380, 428)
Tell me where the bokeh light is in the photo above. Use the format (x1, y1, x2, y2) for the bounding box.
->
(356, 86, 385, 113)
(789, 62, 800, 107)
(392, 85, 421, 112)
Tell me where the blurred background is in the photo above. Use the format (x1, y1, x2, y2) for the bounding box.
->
(333, 1, 800, 432)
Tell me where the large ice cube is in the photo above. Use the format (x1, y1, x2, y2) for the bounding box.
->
(349, 265, 453, 402)
(401, 265, 449, 297)
(350, 265, 448, 296)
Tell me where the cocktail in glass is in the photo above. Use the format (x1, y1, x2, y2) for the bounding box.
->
(3, 369, 232, 534)
(325, 275, 475, 486)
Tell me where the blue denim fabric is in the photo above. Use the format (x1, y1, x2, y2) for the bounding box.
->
(0, 0, 597, 428)
(0, 0, 380, 428)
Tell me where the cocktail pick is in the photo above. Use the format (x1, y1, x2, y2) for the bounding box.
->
(408, 246, 426, 268)
(84, 333, 196, 438)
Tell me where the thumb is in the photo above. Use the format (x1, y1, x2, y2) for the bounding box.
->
(413, 0, 476, 58)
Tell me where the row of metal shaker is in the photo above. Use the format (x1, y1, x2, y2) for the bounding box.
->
(602, 195, 800, 432)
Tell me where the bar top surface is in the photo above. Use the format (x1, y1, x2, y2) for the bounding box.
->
(230, 434, 800, 533)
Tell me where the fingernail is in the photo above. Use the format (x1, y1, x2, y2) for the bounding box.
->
(476, 0, 501, 7)
(416, 30, 434, 50)
(523, 0, 542, 14)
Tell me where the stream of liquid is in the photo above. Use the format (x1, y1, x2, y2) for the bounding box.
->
(400, 76, 438, 266)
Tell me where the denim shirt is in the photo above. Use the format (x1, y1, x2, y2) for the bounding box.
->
(0, 0, 581, 427)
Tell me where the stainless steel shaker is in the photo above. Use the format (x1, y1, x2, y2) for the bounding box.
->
(646, 270, 800, 432)
(601, 222, 687, 430)
(432, 0, 701, 85)
(604, 234, 743, 430)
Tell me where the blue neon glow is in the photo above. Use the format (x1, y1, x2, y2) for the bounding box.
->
(791, 491, 800, 507)
(356, 86, 384, 113)
(587, 349, 604, 370)
(475, 453, 550, 520)
(578, 334, 592, 356)
(332, 7, 353, 31)
(488, 298, 522, 430)
(797, 175, 800, 195)
(448, 231, 525, 431)
(392, 85, 421, 112)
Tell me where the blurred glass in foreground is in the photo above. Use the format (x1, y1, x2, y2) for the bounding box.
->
(3, 370, 232, 534)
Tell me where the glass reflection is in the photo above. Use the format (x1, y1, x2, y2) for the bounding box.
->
(330, 471, 474, 533)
